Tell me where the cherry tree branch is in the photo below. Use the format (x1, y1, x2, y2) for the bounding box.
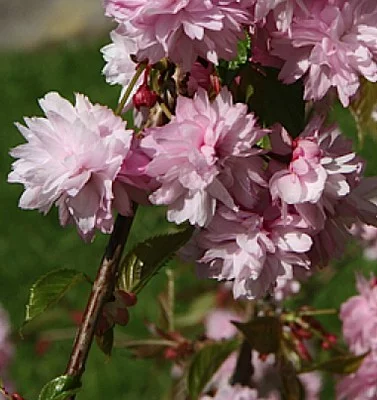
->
(64, 212, 135, 395)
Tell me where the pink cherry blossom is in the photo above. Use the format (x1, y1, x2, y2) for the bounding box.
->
(250, 0, 298, 31)
(268, 0, 377, 106)
(8, 92, 136, 241)
(101, 27, 140, 90)
(141, 88, 267, 227)
(101, 27, 144, 111)
(194, 204, 312, 299)
(340, 273, 377, 354)
(352, 222, 377, 260)
(269, 118, 358, 209)
(103, 0, 250, 71)
(337, 353, 377, 400)
(187, 61, 217, 96)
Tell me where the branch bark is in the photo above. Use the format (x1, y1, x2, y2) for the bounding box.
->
(65, 212, 135, 394)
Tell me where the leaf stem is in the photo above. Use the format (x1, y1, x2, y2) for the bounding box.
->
(159, 102, 172, 120)
(115, 63, 147, 116)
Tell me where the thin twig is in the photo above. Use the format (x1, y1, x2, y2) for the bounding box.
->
(65, 213, 135, 397)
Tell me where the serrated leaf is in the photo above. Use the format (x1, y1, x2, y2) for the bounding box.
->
(350, 79, 377, 144)
(96, 327, 114, 357)
(187, 340, 239, 399)
(300, 352, 368, 375)
(38, 375, 81, 400)
(233, 316, 281, 354)
(24, 269, 88, 326)
(118, 227, 193, 294)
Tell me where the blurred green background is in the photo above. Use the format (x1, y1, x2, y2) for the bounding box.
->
(1, 23, 377, 400)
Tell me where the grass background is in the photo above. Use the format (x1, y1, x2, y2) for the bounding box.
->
(1, 39, 377, 399)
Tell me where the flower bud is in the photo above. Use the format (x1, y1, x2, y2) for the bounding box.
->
(133, 84, 158, 110)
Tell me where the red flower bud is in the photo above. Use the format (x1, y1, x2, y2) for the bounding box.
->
(295, 340, 312, 362)
(133, 84, 158, 110)
(12, 394, 26, 400)
(116, 291, 137, 307)
(258, 353, 268, 362)
(164, 347, 178, 360)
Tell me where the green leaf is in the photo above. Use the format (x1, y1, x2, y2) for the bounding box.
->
(350, 79, 377, 144)
(300, 352, 369, 375)
(175, 292, 216, 328)
(24, 268, 88, 326)
(227, 35, 251, 70)
(38, 375, 81, 400)
(236, 65, 305, 137)
(216, 33, 251, 85)
(187, 340, 239, 399)
(233, 316, 281, 354)
(118, 227, 193, 294)
(96, 327, 114, 357)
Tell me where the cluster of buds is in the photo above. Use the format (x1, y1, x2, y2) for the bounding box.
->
(284, 308, 338, 364)
(96, 290, 137, 336)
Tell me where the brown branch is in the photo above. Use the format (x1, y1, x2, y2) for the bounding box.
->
(64, 212, 135, 393)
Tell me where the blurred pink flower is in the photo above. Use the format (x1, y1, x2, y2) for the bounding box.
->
(201, 384, 259, 400)
(340, 273, 377, 354)
(357, 224, 377, 260)
(269, 0, 377, 106)
(204, 309, 241, 340)
(104, 0, 250, 71)
(0, 305, 13, 374)
(141, 88, 266, 227)
(337, 353, 377, 400)
(8, 93, 135, 241)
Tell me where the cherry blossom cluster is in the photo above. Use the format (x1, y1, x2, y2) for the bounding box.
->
(337, 274, 377, 399)
(8, 0, 377, 302)
(103, 0, 377, 106)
